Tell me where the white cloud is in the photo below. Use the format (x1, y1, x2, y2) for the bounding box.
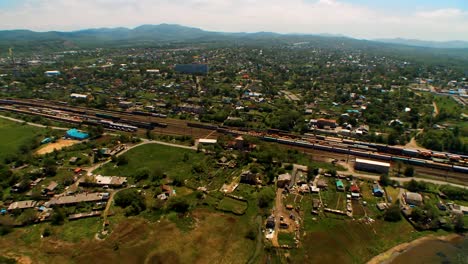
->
(0, 0, 467, 41)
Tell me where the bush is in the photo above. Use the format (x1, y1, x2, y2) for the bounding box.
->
(383, 205, 402, 222)
(404, 166, 415, 177)
(380, 174, 391, 186)
(42, 227, 51, 237)
(115, 189, 146, 211)
(51, 208, 66, 226)
(167, 196, 190, 213)
(258, 187, 275, 208)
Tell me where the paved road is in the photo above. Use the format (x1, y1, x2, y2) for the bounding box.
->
(339, 170, 467, 189)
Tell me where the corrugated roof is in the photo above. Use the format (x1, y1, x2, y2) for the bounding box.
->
(355, 158, 390, 167)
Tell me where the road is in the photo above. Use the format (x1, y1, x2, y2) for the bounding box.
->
(271, 188, 283, 247)
(338, 169, 467, 189)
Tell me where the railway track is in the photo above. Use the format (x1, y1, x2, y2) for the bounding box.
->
(0, 98, 466, 184)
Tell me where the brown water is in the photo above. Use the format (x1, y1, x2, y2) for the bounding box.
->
(390, 236, 468, 264)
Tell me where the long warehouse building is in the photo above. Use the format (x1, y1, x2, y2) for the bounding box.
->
(354, 158, 390, 174)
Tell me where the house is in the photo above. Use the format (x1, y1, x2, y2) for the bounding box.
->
(44, 70, 61, 77)
(450, 204, 468, 215)
(8, 200, 37, 211)
(316, 118, 338, 129)
(350, 184, 360, 193)
(198, 139, 217, 145)
(310, 186, 320, 193)
(47, 192, 109, 207)
(119, 101, 134, 109)
(336, 180, 345, 192)
(372, 184, 384, 197)
(79, 175, 127, 188)
(240, 171, 260, 185)
(277, 173, 291, 188)
(45, 181, 58, 192)
(266, 216, 275, 229)
(70, 93, 88, 100)
(405, 192, 423, 206)
(69, 157, 78, 164)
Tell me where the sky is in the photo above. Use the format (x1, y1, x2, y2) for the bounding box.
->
(0, 0, 467, 41)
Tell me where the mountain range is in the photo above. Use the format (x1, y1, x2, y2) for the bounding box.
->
(1, 24, 468, 53)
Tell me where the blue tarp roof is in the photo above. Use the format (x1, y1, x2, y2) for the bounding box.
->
(66, 128, 89, 140)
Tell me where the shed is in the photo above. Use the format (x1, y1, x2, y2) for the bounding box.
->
(266, 216, 275, 229)
(66, 128, 89, 140)
(405, 192, 423, 206)
(372, 184, 384, 197)
(336, 180, 345, 191)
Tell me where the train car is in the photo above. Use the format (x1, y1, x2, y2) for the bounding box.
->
(152, 122, 168, 128)
(402, 148, 419, 157)
(132, 110, 151, 116)
(453, 165, 468, 174)
(368, 153, 392, 161)
(151, 113, 167, 118)
(407, 158, 426, 167)
(385, 146, 404, 155)
(262, 136, 278, 142)
(96, 113, 120, 121)
(392, 156, 410, 163)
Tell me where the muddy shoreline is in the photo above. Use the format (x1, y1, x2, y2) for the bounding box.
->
(367, 233, 464, 264)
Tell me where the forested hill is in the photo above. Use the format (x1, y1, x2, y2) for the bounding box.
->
(2, 24, 468, 66)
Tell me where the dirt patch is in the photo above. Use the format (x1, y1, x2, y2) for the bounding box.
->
(35, 139, 81, 155)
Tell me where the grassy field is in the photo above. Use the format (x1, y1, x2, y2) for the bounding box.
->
(0, 209, 256, 264)
(0, 118, 44, 161)
(96, 143, 203, 181)
(217, 197, 248, 215)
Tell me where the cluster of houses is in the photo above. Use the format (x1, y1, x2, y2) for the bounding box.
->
(2, 173, 128, 224)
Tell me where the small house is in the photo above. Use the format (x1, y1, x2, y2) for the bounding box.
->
(336, 180, 345, 192)
(350, 184, 360, 193)
(372, 184, 384, 197)
(277, 173, 291, 188)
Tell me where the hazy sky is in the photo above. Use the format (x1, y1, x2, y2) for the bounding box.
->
(0, 0, 467, 41)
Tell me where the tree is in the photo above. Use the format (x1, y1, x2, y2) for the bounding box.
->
(167, 196, 190, 213)
(258, 187, 275, 208)
(133, 167, 150, 182)
(404, 166, 415, 177)
(384, 205, 402, 222)
(453, 214, 465, 231)
(51, 208, 66, 225)
(380, 174, 391, 187)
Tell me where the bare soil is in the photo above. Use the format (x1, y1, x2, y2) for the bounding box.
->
(35, 139, 81, 155)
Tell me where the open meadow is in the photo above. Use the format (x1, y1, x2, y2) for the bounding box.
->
(0, 118, 44, 161)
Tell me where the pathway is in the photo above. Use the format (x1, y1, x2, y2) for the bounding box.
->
(433, 101, 439, 117)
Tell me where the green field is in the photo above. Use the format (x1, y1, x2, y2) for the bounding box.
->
(0, 117, 44, 161)
(96, 143, 203, 181)
(217, 197, 248, 215)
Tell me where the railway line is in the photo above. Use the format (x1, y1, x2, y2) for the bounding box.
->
(0, 98, 466, 184)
